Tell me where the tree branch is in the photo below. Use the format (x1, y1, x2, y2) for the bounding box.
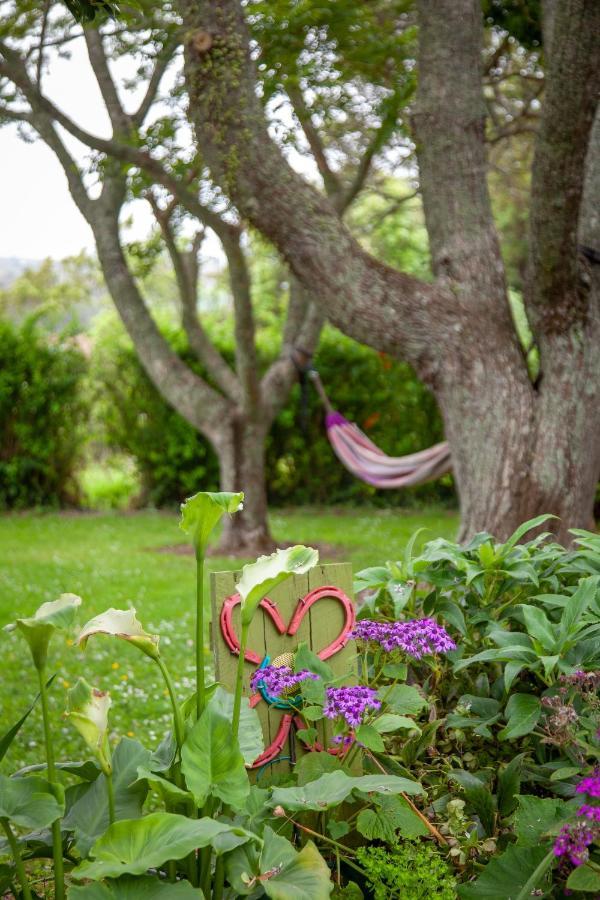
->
(176, 0, 440, 375)
(83, 27, 130, 133)
(133, 37, 178, 127)
(287, 83, 341, 200)
(148, 193, 242, 403)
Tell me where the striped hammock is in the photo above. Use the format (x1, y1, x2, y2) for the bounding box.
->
(325, 412, 451, 488)
(307, 369, 451, 488)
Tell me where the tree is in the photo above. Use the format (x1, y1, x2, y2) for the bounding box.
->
(0, 3, 326, 551)
(171, 0, 599, 543)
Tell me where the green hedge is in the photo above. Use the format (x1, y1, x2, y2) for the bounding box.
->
(90, 319, 454, 508)
(0, 318, 86, 508)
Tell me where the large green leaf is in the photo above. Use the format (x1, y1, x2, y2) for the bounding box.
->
(498, 694, 541, 740)
(207, 687, 264, 766)
(356, 794, 427, 841)
(237, 546, 319, 626)
(0, 773, 64, 828)
(519, 605, 556, 651)
(64, 737, 151, 856)
(566, 864, 600, 892)
(501, 515, 556, 553)
(457, 845, 550, 899)
(66, 678, 112, 775)
(179, 491, 244, 553)
(270, 771, 422, 812)
(448, 771, 495, 836)
(77, 609, 160, 660)
(69, 876, 204, 898)
(559, 575, 599, 642)
(7, 593, 81, 669)
(496, 753, 525, 817)
(380, 684, 427, 716)
(181, 703, 249, 808)
(226, 826, 332, 899)
(513, 795, 576, 846)
(0, 675, 56, 765)
(72, 812, 253, 881)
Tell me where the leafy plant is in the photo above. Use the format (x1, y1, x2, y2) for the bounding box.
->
(356, 840, 456, 899)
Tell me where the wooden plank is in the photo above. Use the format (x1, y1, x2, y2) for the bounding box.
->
(210, 562, 356, 776)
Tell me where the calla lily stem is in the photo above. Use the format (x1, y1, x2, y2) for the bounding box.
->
(231, 621, 249, 739)
(37, 668, 65, 900)
(1, 817, 32, 900)
(156, 656, 185, 753)
(195, 551, 205, 719)
(106, 771, 116, 826)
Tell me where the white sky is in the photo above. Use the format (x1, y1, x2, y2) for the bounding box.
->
(0, 39, 154, 260)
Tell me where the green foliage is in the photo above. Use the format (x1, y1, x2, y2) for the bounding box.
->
(355, 841, 456, 900)
(0, 317, 86, 509)
(91, 317, 450, 508)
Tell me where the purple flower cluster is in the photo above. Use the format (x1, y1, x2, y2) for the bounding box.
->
(352, 618, 456, 658)
(576, 769, 600, 799)
(553, 821, 595, 866)
(323, 685, 381, 728)
(578, 804, 600, 824)
(250, 664, 318, 697)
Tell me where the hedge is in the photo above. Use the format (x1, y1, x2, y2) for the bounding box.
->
(91, 318, 454, 508)
(0, 318, 86, 508)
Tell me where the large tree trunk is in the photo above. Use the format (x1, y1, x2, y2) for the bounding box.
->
(215, 417, 274, 555)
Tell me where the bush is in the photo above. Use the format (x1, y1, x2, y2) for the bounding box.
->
(90, 316, 454, 508)
(0, 318, 86, 509)
(356, 841, 456, 900)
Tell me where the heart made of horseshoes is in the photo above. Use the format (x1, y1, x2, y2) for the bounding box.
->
(220, 585, 356, 665)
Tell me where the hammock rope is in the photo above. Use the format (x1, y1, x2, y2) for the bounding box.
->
(308, 369, 452, 489)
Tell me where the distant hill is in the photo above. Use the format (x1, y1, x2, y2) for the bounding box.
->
(0, 257, 42, 288)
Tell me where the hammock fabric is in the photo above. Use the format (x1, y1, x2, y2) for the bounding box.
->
(307, 369, 451, 489)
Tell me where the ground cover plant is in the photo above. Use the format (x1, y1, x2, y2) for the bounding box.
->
(1, 505, 600, 897)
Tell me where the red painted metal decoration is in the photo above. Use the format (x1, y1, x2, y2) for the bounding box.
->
(219, 585, 356, 767)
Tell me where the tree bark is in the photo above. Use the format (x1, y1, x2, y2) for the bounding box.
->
(215, 417, 274, 554)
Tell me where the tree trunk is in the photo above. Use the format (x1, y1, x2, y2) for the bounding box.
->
(215, 417, 275, 555)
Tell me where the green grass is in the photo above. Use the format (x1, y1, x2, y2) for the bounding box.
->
(0, 507, 458, 769)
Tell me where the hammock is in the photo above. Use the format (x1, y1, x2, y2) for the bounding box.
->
(309, 370, 452, 489)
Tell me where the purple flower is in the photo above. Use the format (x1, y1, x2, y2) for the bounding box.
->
(250, 664, 318, 697)
(578, 804, 600, 823)
(323, 685, 381, 728)
(576, 769, 600, 799)
(352, 618, 456, 659)
(554, 822, 595, 866)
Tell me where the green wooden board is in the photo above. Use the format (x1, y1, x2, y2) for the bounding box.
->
(210, 562, 355, 773)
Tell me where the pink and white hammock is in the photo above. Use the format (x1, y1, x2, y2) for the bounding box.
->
(310, 371, 451, 488)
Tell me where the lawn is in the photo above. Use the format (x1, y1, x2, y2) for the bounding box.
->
(0, 506, 458, 769)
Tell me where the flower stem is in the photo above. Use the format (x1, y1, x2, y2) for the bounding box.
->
(196, 550, 206, 720)
(156, 656, 185, 754)
(1, 817, 32, 900)
(106, 770, 116, 826)
(37, 668, 65, 900)
(232, 622, 249, 739)
(212, 854, 225, 900)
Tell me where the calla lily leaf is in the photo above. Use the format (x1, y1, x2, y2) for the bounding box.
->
(72, 812, 255, 881)
(237, 546, 319, 626)
(180, 491, 244, 553)
(66, 678, 112, 775)
(0, 773, 64, 829)
(77, 608, 160, 660)
(6, 593, 82, 669)
(69, 875, 203, 899)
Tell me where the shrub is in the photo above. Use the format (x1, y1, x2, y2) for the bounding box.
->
(90, 315, 454, 508)
(356, 841, 456, 899)
(0, 317, 86, 508)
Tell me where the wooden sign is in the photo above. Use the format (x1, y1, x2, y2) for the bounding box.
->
(210, 562, 355, 772)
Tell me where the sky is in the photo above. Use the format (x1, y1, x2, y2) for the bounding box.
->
(0, 39, 154, 261)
